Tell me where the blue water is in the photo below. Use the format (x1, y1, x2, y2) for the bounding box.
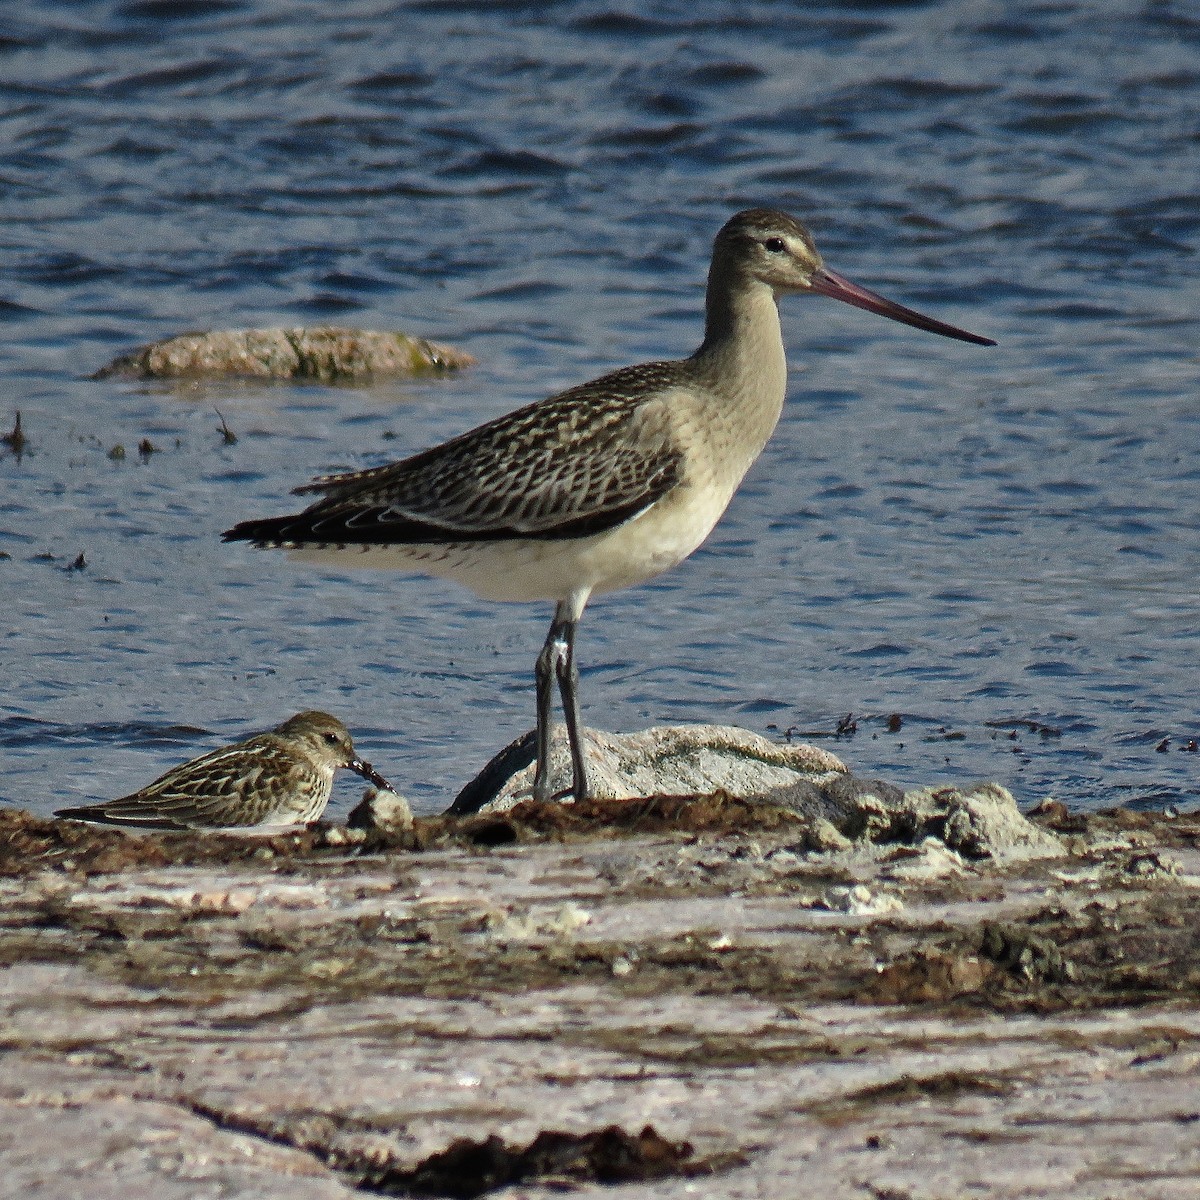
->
(2, 0, 1198, 817)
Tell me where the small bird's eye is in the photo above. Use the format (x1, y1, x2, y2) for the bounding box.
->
(324, 731, 340, 745)
(764, 237, 785, 252)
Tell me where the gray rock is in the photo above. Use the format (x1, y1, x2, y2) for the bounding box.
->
(905, 782, 1065, 861)
(450, 724, 846, 815)
(763, 775, 1062, 862)
(93, 326, 475, 382)
(756, 772, 907, 835)
(451, 725, 1062, 863)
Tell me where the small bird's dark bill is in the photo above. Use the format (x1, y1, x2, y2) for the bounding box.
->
(349, 758, 400, 794)
(810, 267, 996, 346)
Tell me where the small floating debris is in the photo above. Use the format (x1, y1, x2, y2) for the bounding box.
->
(2, 411, 27, 458)
(214, 409, 237, 445)
(93, 326, 476, 383)
(985, 717, 1064, 738)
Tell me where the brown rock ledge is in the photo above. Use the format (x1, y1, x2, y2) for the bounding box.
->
(2, 800, 1199, 1198)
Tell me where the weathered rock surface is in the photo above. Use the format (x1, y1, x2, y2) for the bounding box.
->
(93, 326, 475, 382)
(1, 801, 1199, 1198)
(346, 787, 414, 835)
(450, 724, 848, 814)
(451, 726, 1064, 865)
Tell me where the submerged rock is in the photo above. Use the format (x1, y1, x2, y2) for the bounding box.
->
(93, 326, 475, 382)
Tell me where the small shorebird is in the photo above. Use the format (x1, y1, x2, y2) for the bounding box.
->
(54, 711, 396, 830)
(224, 209, 994, 804)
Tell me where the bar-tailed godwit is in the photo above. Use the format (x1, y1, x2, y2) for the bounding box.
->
(224, 210, 994, 804)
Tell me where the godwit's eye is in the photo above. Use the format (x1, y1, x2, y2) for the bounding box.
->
(764, 237, 785, 252)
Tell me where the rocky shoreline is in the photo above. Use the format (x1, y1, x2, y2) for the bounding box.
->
(3, 784, 1200, 1198)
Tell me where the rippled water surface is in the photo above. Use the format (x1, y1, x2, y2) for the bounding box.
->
(3, 0, 1199, 817)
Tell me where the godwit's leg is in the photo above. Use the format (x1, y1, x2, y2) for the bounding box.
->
(533, 615, 560, 802)
(534, 596, 589, 802)
(555, 615, 587, 803)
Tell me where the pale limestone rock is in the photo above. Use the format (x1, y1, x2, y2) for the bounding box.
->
(820, 883, 904, 915)
(904, 782, 1065, 861)
(0, 803, 1197, 1199)
(453, 728, 1061, 865)
(452, 724, 846, 814)
(94, 326, 474, 382)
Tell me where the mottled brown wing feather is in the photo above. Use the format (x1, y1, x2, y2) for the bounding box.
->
(57, 737, 304, 828)
(225, 363, 687, 547)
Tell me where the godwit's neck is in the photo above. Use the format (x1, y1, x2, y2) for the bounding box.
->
(689, 262, 788, 437)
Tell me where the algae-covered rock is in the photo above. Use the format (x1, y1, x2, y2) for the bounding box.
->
(763, 776, 1063, 862)
(905, 782, 1065, 861)
(93, 326, 475, 382)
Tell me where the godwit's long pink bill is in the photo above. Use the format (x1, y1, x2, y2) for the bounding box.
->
(224, 209, 995, 806)
(810, 266, 995, 346)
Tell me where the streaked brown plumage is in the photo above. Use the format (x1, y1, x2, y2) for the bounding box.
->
(224, 210, 994, 805)
(55, 711, 395, 830)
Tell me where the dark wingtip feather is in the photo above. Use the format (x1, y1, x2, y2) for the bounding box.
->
(54, 804, 190, 831)
(222, 515, 296, 545)
(53, 804, 99, 821)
